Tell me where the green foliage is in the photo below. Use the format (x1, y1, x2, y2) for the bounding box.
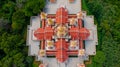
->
(86, 62, 102, 67)
(85, 0, 120, 67)
(12, 22, 23, 31)
(0, 19, 10, 30)
(102, 36, 120, 67)
(93, 51, 105, 64)
(33, 63, 39, 67)
(24, 0, 45, 16)
(0, 56, 13, 67)
(82, 0, 91, 14)
(0, 30, 33, 67)
(12, 10, 25, 24)
(12, 10, 25, 31)
(0, 0, 45, 67)
(0, 1, 15, 21)
(13, 53, 25, 67)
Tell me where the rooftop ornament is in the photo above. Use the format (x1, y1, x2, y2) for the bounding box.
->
(39, 64, 47, 67)
(70, 40, 78, 48)
(56, 25, 68, 37)
(39, 50, 46, 57)
(70, 18, 76, 25)
(77, 63, 85, 67)
(41, 12, 47, 19)
(77, 12, 83, 19)
(78, 49, 85, 56)
(47, 18, 54, 25)
(46, 40, 54, 48)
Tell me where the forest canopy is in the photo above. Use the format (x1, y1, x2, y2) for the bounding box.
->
(83, 0, 120, 67)
(0, 0, 45, 67)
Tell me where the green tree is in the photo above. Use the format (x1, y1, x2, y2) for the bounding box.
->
(0, 31, 32, 67)
(0, 56, 13, 67)
(0, 1, 15, 21)
(13, 53, 25, 67)
(93, 51, 105, 64)
(0, 19, 10, 30)
(85, 0, 120, 67)
(0, 0, 45, 67)
(12, 10, 26, 31)
(24, 0, 45, 16)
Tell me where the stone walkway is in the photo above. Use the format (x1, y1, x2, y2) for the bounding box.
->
(45, 0, 81, 14)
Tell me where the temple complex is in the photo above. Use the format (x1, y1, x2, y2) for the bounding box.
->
(26, 0, 98, 67)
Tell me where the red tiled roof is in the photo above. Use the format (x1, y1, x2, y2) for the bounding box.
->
(56, 7, 68, 24)
(34, 28, 44, 40)
(34, 27, 54, 40)
(44, 27, 54, 39)
(69, 27, 79, 39)
(50, 0, 56, 3)
(56, 39, 68, 62)
(69, 0, 74, 3)
(79, 28, 90, 40)
(34, 7, 91, 63)
(69, 27, 90, 40)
